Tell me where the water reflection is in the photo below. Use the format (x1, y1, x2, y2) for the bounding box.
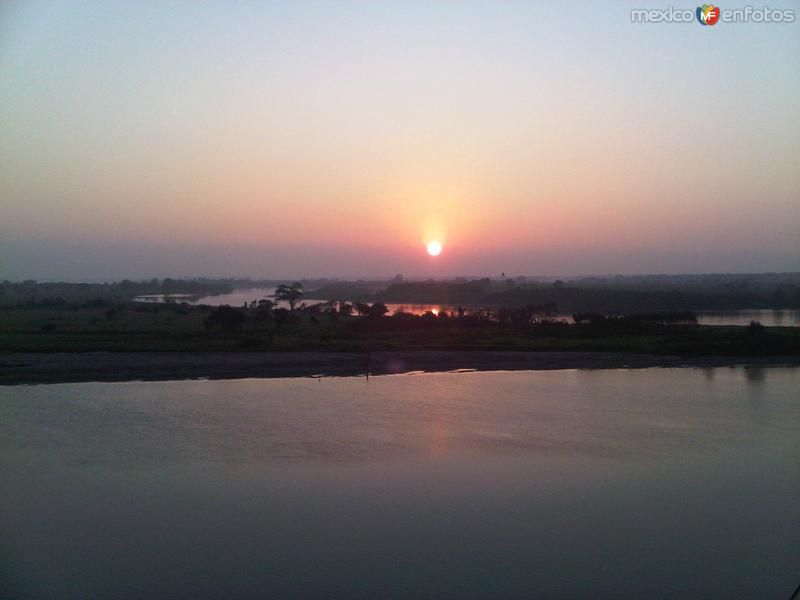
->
(135, 287, 300, 308)
(2, 368, 797, 467)
(693, 309, 800, 327)
(3, 369, 798, 599)
(744, 365, 768, 384)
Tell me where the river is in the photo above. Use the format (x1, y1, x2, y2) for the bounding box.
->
(1, 367, 798, 598)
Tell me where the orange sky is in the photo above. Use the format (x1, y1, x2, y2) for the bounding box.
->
(1, 2, 798, 279)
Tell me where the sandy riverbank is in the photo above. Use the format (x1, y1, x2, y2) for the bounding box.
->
(1, 351, 798, 385)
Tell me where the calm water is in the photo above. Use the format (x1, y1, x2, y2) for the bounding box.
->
(380, 307, 800, 326)
(1, 368, 798, 599)
(693, 309, 800, 327)
(135, 287, 284, 306)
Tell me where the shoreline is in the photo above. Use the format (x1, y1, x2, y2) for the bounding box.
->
(1, 351, 798, 385)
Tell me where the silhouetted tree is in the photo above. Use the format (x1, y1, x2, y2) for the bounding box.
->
(274, 282, 304, 310)
(305, 302, 323, 317)
(257, 298, 275, 310)
(355, 302, 371, 316)
(338, 301, 353, 316)
(369, 302, 389, 318)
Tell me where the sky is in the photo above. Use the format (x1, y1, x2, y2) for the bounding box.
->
(1, 0, 799, 280)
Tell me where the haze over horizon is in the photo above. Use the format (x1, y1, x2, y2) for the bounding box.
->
(5, 238, 800, 283)
(2, 1, 799, 281)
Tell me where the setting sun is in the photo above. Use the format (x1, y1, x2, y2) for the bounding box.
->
(427, 241, 442, 256)
(1, 4, 797, 598)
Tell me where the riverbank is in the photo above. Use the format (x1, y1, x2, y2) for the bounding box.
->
(1, 351, 798, 385)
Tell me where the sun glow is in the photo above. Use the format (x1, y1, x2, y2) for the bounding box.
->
(427, 241, 442, 256)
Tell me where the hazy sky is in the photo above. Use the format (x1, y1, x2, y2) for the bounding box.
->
(1, 1, 799, 280)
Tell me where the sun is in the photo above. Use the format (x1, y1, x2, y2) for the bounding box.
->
(427, 241, 442, 256)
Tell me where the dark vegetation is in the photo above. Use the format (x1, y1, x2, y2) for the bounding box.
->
(0, 278, 232, 307)
(363, 277, 800, 311)
(5, 272, 798, 311)
(1, 281, 798, 356)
